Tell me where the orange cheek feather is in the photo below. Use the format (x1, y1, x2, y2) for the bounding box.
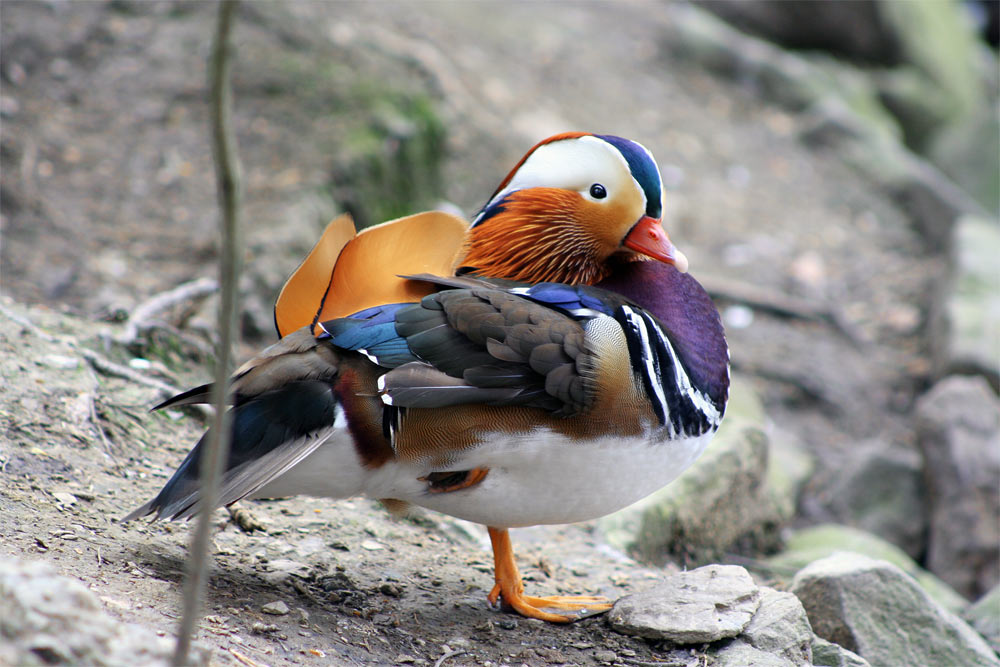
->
(459, 189, 602, 285)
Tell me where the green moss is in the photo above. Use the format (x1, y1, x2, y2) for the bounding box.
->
(880, 0, 981, 121)
(237, 43, 448, 230)
(332, 92, 447, 229)
(767, 524, 967, 613)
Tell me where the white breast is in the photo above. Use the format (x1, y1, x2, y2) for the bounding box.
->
(379, 428, 716, 527)
(254, 421, 716, 529)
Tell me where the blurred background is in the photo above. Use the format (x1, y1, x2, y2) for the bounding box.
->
(1, 1, 998, 663)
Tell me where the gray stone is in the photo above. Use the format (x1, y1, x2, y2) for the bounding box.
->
(931, 105, 1000, 212)
(261, 600, 290, 615)
(0, 558, 206, 667)
(766, 523, 967, 613)
(947, 217, 1000, 388)
(699, 1, 899, 64)
(710, 639, 796, 667)
(916, 375, 1000, 599)
(810, 637, 871, 667)
(593, 649, 617, 663)
(791, 553, 999, 667)
(819, 441, 926, 559)
(964, 585, 1000, 654)
(668, 3, 989, 255)
(699, 0, 988, 195)
(608, 564, 760, 643)
(764, 426, 815, 523)
(799, 98, 983, 257)
(740, 588, 813, 666)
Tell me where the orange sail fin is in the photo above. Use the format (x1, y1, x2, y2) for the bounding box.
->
(317, 211, 468, 332)
(274, 214, 357, 338)
(274, 211, 469, 338)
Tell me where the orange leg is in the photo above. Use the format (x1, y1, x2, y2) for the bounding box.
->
(486, 527, 612, 623)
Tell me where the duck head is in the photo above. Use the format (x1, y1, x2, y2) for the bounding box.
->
(274, 133, 688, 336)
(458, 132, 688, 284)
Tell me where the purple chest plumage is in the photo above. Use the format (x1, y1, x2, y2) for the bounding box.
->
(597, 261, 730, 430)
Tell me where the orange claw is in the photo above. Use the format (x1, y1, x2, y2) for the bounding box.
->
(486, 527, 612, 623)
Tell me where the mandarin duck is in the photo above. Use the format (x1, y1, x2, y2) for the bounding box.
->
(126, 133, 730, 623)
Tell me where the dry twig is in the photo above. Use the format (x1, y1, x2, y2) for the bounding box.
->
(173, 1, 243, 664)
(114, 277, 218, 346)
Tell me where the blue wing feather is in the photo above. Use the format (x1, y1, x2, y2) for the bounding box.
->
(513, 282, 622, 318)
(319, 303, 419, 368)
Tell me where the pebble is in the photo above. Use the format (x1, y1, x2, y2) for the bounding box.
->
(379, 582, 405, 597)
(0, 94, 19, 117)
(42, 355, 80, 370)
(361, 539, 385, 551)
(52, 492, 78, 506)
(723, 304, 754, 329)
(498, 618, 518, 630)
(261, 600, 289, 615)
(251, 622, 278, 634)
(594, 649, 617, 663)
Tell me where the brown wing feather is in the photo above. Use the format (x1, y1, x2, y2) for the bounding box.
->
(384, 288, 595, 416)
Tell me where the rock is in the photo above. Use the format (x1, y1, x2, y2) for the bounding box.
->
(817, 441, 926, 559)
(740, 588, 813, 665)
(810, 637, 871, 667)
(608, 564, 760, 643)
(876, 66, 958, 153)
(766, 523, 967, 613)
(711, 639, 798, 667)
(946, 216, 1000, 389)
(791, 553, 999, 666)
(764, 426, 815, 522)
(878, 0, 983, 123)
(964, 585, 1000, 654)
(699, 1, 901, 64)
(261, 600, 290, 615)
(664, 3, 987, 262)
(593, 649, 617, 663)
(799, 97, 983, 258)
(663, 3, 899, 135)
(700, 0, 986, 153)
(916, 375, 1000, 599)
(931, 105, 1000, 212)
(599, 378, 788, 564)
(0, 557, 204, 666)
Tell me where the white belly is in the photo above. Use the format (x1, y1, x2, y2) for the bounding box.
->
(391, 429, 715, 527)
(255, 425, 715, 528)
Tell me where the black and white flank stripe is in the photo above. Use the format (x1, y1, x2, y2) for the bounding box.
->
(615, 305, 723, 438)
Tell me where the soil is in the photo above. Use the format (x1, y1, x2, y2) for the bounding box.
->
(1, 2, 946, 665)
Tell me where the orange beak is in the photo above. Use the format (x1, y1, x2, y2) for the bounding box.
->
(623, 216, 689, 273)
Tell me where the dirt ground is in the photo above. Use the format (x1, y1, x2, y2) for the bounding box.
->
(1, 2, 948, 665)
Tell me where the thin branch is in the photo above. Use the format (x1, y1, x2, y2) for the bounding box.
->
(173, 1, 243, 664)
(80, 348, 182, 396)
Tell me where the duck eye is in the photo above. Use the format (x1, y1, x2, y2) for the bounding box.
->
(589, 183, 607, 199)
